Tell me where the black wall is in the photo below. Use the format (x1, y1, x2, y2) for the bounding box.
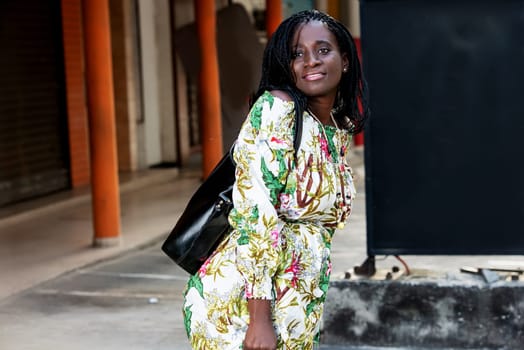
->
(361, 0, 524, 254)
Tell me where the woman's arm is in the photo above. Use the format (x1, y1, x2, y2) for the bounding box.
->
(243, 299, 277, 350)
(231, 91, 295, 299)
(231, 91, 296, 348)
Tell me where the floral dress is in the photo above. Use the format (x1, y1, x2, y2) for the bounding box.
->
(183, 91, 356, 349)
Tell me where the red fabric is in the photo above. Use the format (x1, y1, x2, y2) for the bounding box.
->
(354, 38, 364, 146)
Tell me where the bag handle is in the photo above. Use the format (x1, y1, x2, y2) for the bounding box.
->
(292, 109, 303, 156)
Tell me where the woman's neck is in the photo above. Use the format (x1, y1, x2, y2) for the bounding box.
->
(307, 99, 335, 126)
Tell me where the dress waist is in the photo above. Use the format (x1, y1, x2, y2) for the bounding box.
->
(281, 218, 336, 243)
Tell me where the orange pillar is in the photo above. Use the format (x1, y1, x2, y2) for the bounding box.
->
(266, 0, 282, 39)
(83, 0, 121, 246)
(326, 0, 340, 20)
(61, 0, 91, 188)
(195, 0, 223, 178)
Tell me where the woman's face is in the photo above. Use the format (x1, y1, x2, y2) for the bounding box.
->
(291, 20, 348, 101)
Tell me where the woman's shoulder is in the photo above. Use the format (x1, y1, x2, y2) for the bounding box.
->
(244, 90, 296, 140)
(268, 89, 293, 102)
(251, 90, 295, 117)
(253, 90, 294, 105)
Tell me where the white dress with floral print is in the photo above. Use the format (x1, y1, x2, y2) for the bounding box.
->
(183, 91, 356, 349)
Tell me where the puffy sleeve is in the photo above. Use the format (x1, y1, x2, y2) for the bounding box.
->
(229, 91, 296, 300)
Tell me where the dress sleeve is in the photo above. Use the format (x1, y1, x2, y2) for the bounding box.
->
(229, 91, 295, 300)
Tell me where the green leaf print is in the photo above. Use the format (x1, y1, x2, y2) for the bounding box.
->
(306, 262, 331, 316)
(306, 299, 317, 317)
(236, 206, 259, 245)
(314, 331, 321, 345)
(275, 149, 288, 180)
(261, 150, 288, 206)
(237, 233, 249, 246)
(323, 227, 335, 249)
(183, 304, 192, 337)
(284, 174, 297, 195)
(324, 126, 339, 162)
(319, 261, 331, 294)
(187, 274, 204, 298)
(249, 101, 262, 131)
(266, 91, 275, 109)
(249, 92, 275, 132)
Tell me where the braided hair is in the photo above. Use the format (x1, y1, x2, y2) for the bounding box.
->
(252, 10, 369, 133)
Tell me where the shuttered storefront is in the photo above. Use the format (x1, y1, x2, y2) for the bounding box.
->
(0, 1, 70, 206)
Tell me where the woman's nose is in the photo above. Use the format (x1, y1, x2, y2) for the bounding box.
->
(304, 50, 320, 67)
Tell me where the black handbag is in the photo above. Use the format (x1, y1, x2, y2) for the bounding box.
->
(161, 149, 236, 274)
(162, 112, 303, 275)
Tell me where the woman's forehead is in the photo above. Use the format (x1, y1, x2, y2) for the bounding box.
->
(292, 20, 336, 46)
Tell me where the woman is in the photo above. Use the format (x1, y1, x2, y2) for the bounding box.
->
(183, 10, 369, 350)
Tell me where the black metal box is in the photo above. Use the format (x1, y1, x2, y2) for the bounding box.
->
(360, 0, 524, 254)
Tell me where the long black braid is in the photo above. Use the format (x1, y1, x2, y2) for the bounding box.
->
(251, 10, 370, 133)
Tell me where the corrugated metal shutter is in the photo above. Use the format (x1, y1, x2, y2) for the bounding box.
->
(0, 1, 70, 206)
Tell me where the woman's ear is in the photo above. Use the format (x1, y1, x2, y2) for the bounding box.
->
(342, 53, 349, 73)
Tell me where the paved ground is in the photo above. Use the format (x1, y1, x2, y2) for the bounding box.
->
(0, 241, 191, 350)
(0, 149, 520, 349)
(0, 240, 491, 350)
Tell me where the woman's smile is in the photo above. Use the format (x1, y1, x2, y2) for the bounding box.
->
(303, 72, 325, 81)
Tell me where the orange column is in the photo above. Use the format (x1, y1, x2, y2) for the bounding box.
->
(266, 0, 282, 39)
(83, 0, 121, 246)
(61, 0, 91, 188)
(195, 0, 223, 178)
(327, 0, 340, 19)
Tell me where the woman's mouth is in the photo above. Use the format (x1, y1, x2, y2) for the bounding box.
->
(304, 72, 324, 81)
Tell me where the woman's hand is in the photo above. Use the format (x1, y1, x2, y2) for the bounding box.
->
(243, 299, 277, 350)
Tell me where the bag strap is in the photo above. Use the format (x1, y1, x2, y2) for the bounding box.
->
(292, 109, 303, 155)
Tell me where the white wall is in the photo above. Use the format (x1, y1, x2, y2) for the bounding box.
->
(137, 0, 177, 167)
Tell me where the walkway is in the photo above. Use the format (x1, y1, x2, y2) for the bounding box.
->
(0, 150, 521, 349)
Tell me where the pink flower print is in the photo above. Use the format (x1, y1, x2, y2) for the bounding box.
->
(244, 283, 253, 299)
(285, 252, 301, 288)
(326, 261, 332, 276)
(198, 258, 211, 277)
(270, 229, 279, 248)
(319, 136, 329, 154)
(319, 136, 332, 161)
(279, 193, 291, 209)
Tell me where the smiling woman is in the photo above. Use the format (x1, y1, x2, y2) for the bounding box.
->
(181, 10, 370, 350)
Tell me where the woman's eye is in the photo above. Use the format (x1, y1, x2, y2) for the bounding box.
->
(319, 47, 330, 55)
(292, 51, 304, 59)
